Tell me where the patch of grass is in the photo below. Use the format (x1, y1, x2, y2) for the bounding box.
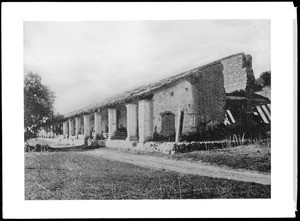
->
(25, 151, 270, 200)
(109, 142, 271, 174)
(171, 143, 271, 173)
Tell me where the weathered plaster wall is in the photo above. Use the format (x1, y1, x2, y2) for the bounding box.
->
(80, 116, 84, 134)
(221, 54, 255, 94)
(189, 62, 226, 129)
(152, 80, 196, 136)
(90, 114, 95, 132)
(222, 54, 256, 125)
(100, 109, 108, 133)
(117, 105, 127, 129)
(151, 55, 255, 136)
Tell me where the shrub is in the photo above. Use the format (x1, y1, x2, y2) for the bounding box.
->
(95, 133, 104, 140)
(152, 132, 175, 142)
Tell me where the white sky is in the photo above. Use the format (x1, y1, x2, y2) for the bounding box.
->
(24, 20, 270, 114)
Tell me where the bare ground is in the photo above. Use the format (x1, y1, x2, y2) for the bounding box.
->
(83, 148, 271, 185)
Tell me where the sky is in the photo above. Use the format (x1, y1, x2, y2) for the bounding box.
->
(24, 20, 270, 114)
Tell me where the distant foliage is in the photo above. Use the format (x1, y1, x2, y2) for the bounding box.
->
(254, 70, 271, 91)
(24, 72, 55, 141)
(42, 113, 64, 135)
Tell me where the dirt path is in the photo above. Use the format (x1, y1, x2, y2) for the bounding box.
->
(83, 148, 271, 185)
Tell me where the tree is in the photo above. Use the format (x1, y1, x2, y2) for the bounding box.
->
(257, 71, 271, 87)
(24, 72, 55, 141)
(253, 70, 271, 92)
(257, 70, 271, 87)
(42, 113, 64, 135)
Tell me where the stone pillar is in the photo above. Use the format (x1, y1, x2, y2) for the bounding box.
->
(126, 104, 138, 141)
(68, 119, 74, 137)
(83, 114, 90, 137)
(108, 108, 117, 140)
(75, 117, 81, 139)
(138, 99, 153, 142)
(63, 121, 68, 139)
(94, 112, 102, 136)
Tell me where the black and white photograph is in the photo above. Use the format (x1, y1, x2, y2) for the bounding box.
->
(24, 20, 271, 200)
(2, 2, 296, 219)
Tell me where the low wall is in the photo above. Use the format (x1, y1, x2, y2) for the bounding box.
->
(105, 140, 234, 154)
(38, 137, 244, 154)
(105, 140, 176, 154)
(35, 137, 84, 147)
(105, 140, 140, 150)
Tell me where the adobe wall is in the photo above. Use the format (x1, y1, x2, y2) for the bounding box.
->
(221, 54, 256, 124)
(117, 105, 127, 129)
(152, 80, 197, 136)
(151, 54, 255, 137)
(99, 109, 108, 133)
(89, 114, 95, 132)
(189, 61, 226, 129)
(221, 54, 255, 94)
(80, 117, 84, 134)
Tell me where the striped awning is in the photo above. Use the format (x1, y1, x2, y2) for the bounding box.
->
(253, 104, 271, 124)
(224, 110, 236, 125)
(224, 104, 271, 126)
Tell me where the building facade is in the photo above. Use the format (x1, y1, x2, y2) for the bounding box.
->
(39, 53, 270, 144)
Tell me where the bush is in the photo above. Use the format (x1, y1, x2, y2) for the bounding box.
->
(181, 124, 227, 142)
(95, 133, 104, 140)
(152, 132, 175, 142)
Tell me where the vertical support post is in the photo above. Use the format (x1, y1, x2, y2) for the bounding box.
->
(138, 99, 153, 142)
(83, 114, 90, 138)
(126, 104, 138, 141)
(94, 112, 102, 137)
(75, 117, 81, 139)
(63, 121, 68, 139)
(68, 118, 73, 138)
(108, 108, 117, 140)
(175, 108, 184, 142)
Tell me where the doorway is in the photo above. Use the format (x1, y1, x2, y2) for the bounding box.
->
(161, 112, 175, 138)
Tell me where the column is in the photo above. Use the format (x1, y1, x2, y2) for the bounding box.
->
(94, 112, 102, 136)
(64, 121, 69, 138)
(75, 117, 81, 139)
(83, 114, 90, 137)
(68, 119, 74, 137)
(108, 108, 117, 140)
(138, 99, 153, 142)
(126, 104, 138, 141)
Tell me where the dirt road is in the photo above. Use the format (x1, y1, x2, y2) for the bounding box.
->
(84, 148, 271, 185)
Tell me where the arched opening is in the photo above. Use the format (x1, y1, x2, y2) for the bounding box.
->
(161, 111, 175, 139)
